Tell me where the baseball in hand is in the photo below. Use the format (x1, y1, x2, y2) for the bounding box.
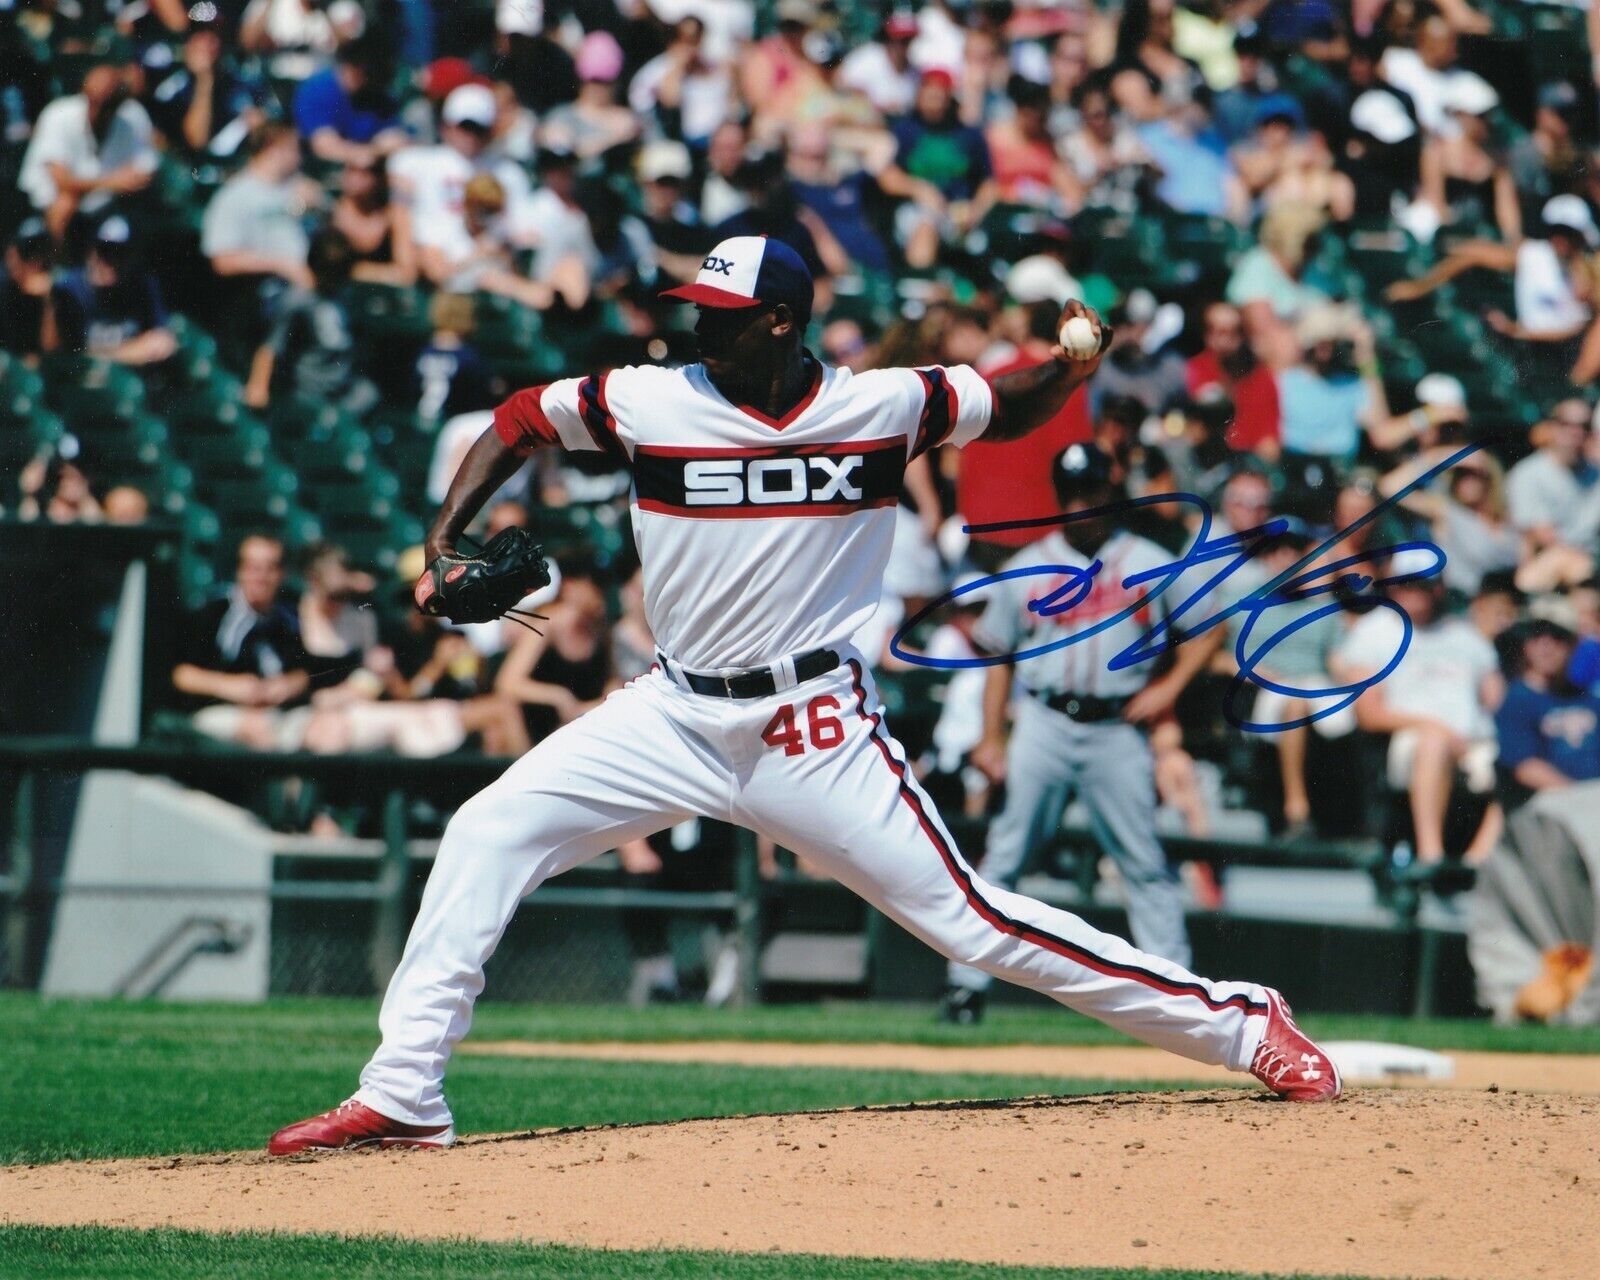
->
(1059, 315, 1101, 360)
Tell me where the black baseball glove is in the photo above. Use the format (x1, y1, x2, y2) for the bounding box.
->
(413, 527, 552, 626)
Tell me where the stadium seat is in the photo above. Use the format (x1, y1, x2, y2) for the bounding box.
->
(44, 358, 147, 427)
(346, 282, 434, 344)
(163, 385, 260, 437)
(1342, 226, 1427, 291)
(174, 425, 274, 479)
(1158, 212, 1246, 282)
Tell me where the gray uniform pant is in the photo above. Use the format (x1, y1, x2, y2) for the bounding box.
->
(948, 694, 1191, 991)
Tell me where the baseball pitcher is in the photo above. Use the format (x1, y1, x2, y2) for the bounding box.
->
(270, 237, 1339, 1154)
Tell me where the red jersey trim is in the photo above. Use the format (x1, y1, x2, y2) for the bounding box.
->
(636, 496, 898, 519)
(492, 385, 556, 455)
(634, 436, 904, 461)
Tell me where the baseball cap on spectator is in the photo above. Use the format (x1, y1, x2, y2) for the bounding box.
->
(776, 0, 820, 28)
(535, 143, 578, 172)
(442, 83, 497, 130)
(1539, 81, 1580, 117)
(1350, 89, 1417, 144)
(921, 67, 957, 91)
(327, 0, 367, 38)
(188, 2, 221, 21)
(141, 43, 175, 72)
(638, 139, 693, 184)
(576, 30, 624, 83)
(804, 27, 847, 67)
(1416, 373, 1466, 411)
(424, 57, 485, 102)
(1445, 72, 1498, 118)
(495, 0, 543, 36)
(660, 234, 814, 320)
(1006, 254, 1080, 306)
(1388, 546, 1444, 588)
(13, 216, 48, 252)
(1541, 195, 1599, 248)
(1233, 28, 1269, 57)
(884, 12, 919, 40)
(1252, 94, 1305, 131)
(96, 216, 132, 249)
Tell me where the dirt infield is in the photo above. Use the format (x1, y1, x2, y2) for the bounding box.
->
(461, 1038, 1600, 1093)
(4, 1090, 1597, 1280)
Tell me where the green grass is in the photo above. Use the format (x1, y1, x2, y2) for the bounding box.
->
(0, 1227, 1364, 1280)
(4, 994, 1594, 1166)
(5, 994, 1206, 1165)
(9, 992, 1598, 1053)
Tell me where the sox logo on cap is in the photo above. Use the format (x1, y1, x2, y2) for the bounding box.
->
(661, 235, 814, 316)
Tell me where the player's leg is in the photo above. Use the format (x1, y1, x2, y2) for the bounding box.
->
(739, 660, 1267, 1071)
(1077, 722, 1192, 968)
(351, 675, 726, 1128)
(945, 696, 1072, 996)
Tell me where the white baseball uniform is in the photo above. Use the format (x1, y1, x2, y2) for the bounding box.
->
(355, 358, 1270, 1128)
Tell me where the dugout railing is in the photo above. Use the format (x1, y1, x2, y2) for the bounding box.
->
(0, 736, 1462, 1011)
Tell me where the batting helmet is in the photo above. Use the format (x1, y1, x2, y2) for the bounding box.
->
(1052, 442, 1117, 507)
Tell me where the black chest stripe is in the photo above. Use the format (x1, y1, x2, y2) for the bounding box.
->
(633, 438, 905, 519)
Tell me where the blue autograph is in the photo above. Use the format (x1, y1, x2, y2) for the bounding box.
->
(890, 443, 1483, 733)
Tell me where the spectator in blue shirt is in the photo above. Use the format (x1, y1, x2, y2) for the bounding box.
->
(1276, 304, 1425, 464)
(47, 216, 175, 365)
(144, 15, 267, 159)
(292, 36, 407, 167)
(1498, 620, 1600, 809)
(878, 69, 996, 270)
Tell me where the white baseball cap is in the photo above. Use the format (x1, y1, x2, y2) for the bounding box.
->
(660, 234, 814, 316)
(1444, 72, 1498, 117)
(1415, 373, 1466, 409)
(495, 0, 543, 36)
(638, 139, 693, 183)
(1542, 194, 1599, 248)
(1350, 89, 1416, 144)
(1005, 254, 1080, 306)
(442, 83, 497, 129)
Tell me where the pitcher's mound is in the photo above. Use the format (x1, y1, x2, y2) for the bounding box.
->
(3, 1090, 1596, 1280)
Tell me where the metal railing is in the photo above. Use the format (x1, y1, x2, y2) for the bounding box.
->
(0, 736, 1455, 1009)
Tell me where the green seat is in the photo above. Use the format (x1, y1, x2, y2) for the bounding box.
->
(1083, 212, 1165, 279)
(175, 426, 274, 478)
(166, 384, 259, 436)
(45, 359, 147, 426)
(0, 355, 45, 403)
(294, 429, 380, 481)
(166, 314, 222, 386)
(264, 393, 354, 441)
(1159, 212, 1246, 281)
(346, 282, 433, 342)
(312, 476, 404, 522)
(1343, 226, 1426, 291)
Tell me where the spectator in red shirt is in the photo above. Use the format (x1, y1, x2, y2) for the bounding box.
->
(958, 301, 1094, 570)
(1186, 301, 1281, 461)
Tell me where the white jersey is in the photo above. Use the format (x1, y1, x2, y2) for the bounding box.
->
(493, 359, 993, 670)
(972, 530, 1178, 699)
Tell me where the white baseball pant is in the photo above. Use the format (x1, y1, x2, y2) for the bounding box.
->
(356, 653, 1269, 1127)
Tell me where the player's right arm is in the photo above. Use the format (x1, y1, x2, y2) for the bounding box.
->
(982, 300, 1109, 443)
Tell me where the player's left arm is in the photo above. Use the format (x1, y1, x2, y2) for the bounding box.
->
(1123, 626, 1221, 724)
(983, 300, 1110, 443)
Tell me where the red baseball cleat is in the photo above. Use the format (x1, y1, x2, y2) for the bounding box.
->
(1249, 988, 1343, 1102)
(268, 1099, 455, 1155)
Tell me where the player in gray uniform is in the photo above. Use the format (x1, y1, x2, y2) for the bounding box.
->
(942, 443, 1222, 1024)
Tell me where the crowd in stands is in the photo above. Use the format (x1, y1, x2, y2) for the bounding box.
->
(7, 0, 1600, 888)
